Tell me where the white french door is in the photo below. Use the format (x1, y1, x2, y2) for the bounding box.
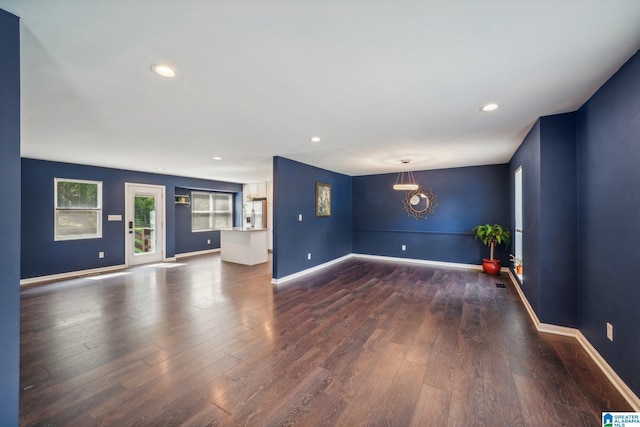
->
(125, 183, 165, 266)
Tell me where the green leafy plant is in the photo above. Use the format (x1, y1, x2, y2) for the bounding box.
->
(509, 254, 523, 267)
(473, 224, 511, 261)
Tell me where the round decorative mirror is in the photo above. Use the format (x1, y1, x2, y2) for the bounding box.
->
(402, 186, 437, 219)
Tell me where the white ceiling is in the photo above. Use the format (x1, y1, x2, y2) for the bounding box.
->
(2, 1, 640, 184)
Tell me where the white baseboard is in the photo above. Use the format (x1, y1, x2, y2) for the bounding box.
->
(352, 253, 486, 271)
(505, 270, 640, 411)
(175, 248, 220, 259)
(271, 254, 353, 286)
(20, 264, 127, 286)
(575, 332, 640, 411)
(506, 269, 542, 329)
(271, 253, 508, 286)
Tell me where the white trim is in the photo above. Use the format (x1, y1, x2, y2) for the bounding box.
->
(353, 253, 485, 271)
(54, 177, 103, 241)
(575, 331, 640, 411)
(124, 183, 166, 267)
(271, 254, 353, 286)
(20, 264, 126, 286)
(537, 323, 578, 338)
(505, 270, 640, 411)
(175, 248, 220, 259)
(506, 269, 542, 329)
(271, 253, 512, 286)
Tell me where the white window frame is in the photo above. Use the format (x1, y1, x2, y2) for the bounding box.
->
(191, 191, 233, 232)
(54, 178, 103, 241)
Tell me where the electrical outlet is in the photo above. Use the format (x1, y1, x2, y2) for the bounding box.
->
(607, 322, 613, 341)
(98, 251, 104, 259)
(401, 245, 406, 251)
(207, 239, 211, 244)
(298, 214, 303, 221)
(307, 253, 311, 260)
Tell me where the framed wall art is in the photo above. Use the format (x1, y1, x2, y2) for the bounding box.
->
(316, 182, 331, 217)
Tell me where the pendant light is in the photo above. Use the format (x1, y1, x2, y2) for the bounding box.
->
(393, 160, 419, 191)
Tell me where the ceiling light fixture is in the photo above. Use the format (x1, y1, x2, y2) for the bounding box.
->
(393, 160, 419, 191)
(480, 103, 499, 112)
(212, 156, 222, 160)
(310, 136, 321, 143)
(150, 64, 176, 78)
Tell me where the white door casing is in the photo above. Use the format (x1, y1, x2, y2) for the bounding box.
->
(125, 183, 166, 266)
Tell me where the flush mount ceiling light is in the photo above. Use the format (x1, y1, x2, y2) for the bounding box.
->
(310, 136, 321, 143)
(480, 103, 499, 112)
(212, 156, 222, 160)
(150, 64, 176, 78)
(393, 160, 419, 191)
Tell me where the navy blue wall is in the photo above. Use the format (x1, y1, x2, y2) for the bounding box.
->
(272, 156, 352, 279)
(22, 159, 242, 279)
(353, 165, 510, 265)
(509, 114, 578, 328)
(577, 49, 640, 395)
(540, 113, 578, 327)
(0, 9, 20, 424)
(174, 186, 242, 254)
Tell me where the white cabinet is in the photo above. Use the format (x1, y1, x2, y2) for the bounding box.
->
(220, 229, 268, 265)
(245, 182, 267, 199)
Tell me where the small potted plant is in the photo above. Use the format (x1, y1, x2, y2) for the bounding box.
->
(472, 223, 511, 275)
(510, 254, 523, 275)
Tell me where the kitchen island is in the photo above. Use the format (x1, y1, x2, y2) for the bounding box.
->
(220, 228, 268, 266)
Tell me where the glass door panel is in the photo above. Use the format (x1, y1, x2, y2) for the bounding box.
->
(134, 195, 156, 255)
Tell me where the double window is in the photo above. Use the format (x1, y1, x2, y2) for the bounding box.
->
(191, 191, 233, 231)
(55, 178, 102, 240)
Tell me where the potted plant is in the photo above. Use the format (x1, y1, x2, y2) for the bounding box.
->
(510, 254, 523, 275)
(472, 223, 511, 275)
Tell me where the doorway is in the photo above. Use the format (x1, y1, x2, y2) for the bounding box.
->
(125, 183, 166, 266)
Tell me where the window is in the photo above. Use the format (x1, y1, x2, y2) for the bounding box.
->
(514, 166, 523, 278)
(191, 191, 233, 231)
(55, 178, 102, 240)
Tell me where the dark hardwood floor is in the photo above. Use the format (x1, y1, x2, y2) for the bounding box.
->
(20, 254, 631, 426)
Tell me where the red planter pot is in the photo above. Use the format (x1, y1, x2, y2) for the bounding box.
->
(482, 258, 501, 275)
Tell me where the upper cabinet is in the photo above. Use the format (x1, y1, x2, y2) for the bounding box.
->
(245, 182, 268, 200)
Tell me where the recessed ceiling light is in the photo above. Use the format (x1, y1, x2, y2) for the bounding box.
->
(212, 156, 222, 160)
(310, 136, 321, 143)
(150, 64, 176, 78)
(480, 103, 499, 112)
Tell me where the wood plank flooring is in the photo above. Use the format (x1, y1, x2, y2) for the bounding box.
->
(20, 255, 631, 426)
